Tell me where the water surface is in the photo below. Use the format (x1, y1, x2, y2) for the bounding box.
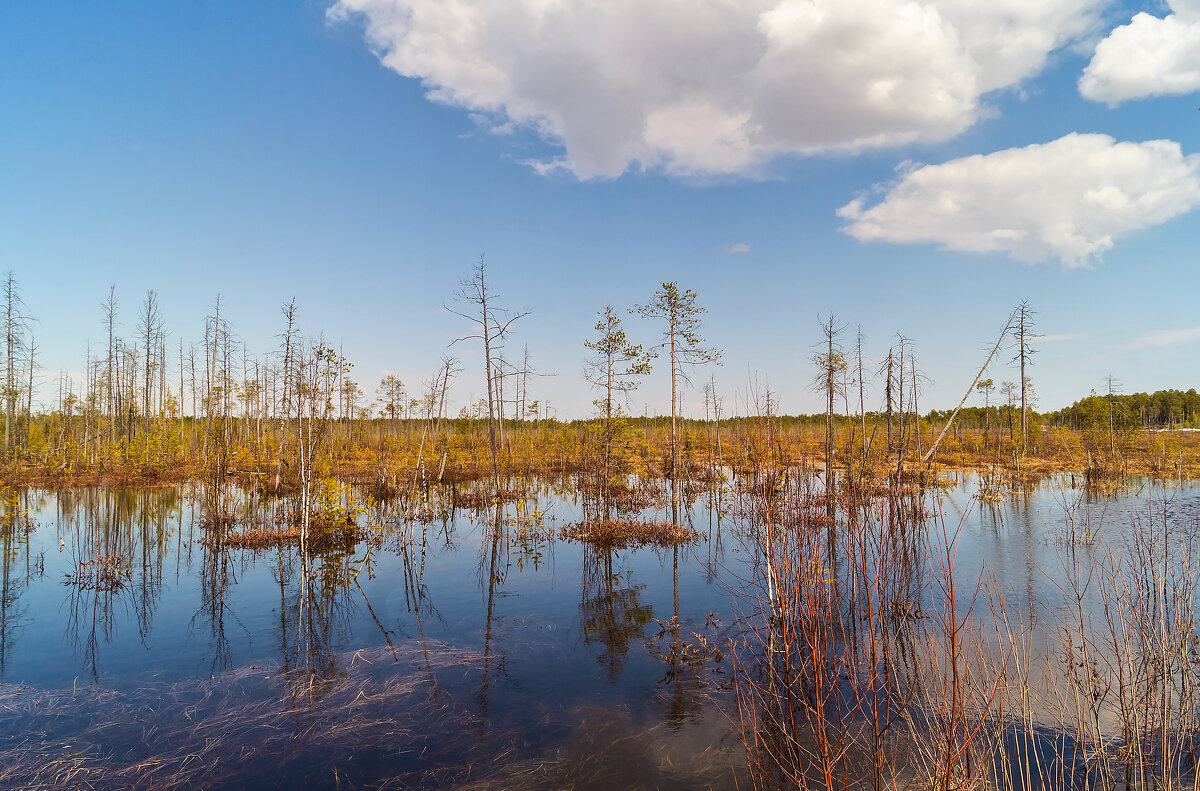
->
(0, 474, 1194, 788)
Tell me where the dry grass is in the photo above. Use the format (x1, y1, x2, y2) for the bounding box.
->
(197, 518, 365, 551)
(453, 487, 522, 510)
(198, 524, 305, 549)
(557, 519, 701, 550)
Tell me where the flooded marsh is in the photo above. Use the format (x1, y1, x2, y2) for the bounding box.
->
(0, 474, 1197, 789)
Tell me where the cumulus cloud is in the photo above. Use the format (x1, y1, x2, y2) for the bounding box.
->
(1080, 0, 1200, 104)
(837, 133, 1200, 266)
(728, 243, 751, 253)
(328, 0, 1104, 179)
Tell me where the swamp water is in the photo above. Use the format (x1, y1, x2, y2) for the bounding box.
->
(0, 474, 1195, 789)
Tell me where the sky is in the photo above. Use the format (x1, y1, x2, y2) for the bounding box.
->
(1, 0, 1198, 419)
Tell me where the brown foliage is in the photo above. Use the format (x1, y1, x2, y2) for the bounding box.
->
(558, 519, 700, 550)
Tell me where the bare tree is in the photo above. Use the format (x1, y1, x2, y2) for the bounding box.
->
(1000, 380, 1018, 444)
(882, 347, 895, 457)
(813, 314, 845, 514)
(1012, 301, 1037, 456)
(976, 378, 995, 447)
(1104, 374, 1122, 458)
(137, 289, 163, 422)
(1, 274, 27, 456)
(275, 299, 298, 491)
(856, 325, 868, 462)
(434, 354, 460, 436)
(447, 256, 528, 493)
(103, 284, 118, 438)
(22, 334, 35, 453)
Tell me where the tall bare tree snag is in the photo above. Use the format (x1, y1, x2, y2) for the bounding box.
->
(856, 325, 867, 462)
(884, 347, 894, 457)
(634, 282, 720, 518)
(894, 335, 910, 471)
(137, 289, 163, 425)
(1, 274, 27, 457)
(1104, 374, 1122, 458)
(704, 374, 724, 468)
(23, 335, 35, 453)
(203, 295, 232, 480)
(406, 355, 460, 491)
(434, 354, 459, 438)
(813, 314, 845, 515)
(275, 299, 298, 492)
(1000, 380, 1018, 444)
(102, 284, 118, 444)
(975, 378, 995, 447)
(447, 256, 528, 495)
(1012, 301, 1037, 458)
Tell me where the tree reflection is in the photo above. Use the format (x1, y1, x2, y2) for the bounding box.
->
(479, 504, 507, 715)
(0, 489, 39, 674)
(399, 521, 446, 690)
(58, 487, 174, 680)
(196, 538, 237, 675)
(580, 546, 653, 680)
(275, 543, 358, 684)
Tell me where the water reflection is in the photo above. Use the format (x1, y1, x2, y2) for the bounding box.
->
(0, 489, 39, 674)
(0, 474, 1194, 788)
(55, 488, 179, 679)
(580, 546, 653, 680)
(480, 505, 506, 714)
(196, 540, 237, 675)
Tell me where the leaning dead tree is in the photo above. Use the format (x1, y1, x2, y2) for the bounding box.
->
(921, 308, 1018, 465)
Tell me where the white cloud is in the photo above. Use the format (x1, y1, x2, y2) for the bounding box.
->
(328, 0, 1105, 179)
(1037, 332, 1092, 343)
(837, 133, 1200, 266)
(1120, 327, 1200, 350)
(728, 243, 751, 253)
(1080, 1, 1200, 104)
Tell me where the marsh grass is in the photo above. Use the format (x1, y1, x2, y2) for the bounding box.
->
(199, 520, 366, 551)
(558, 519, 701, 550)
(728, 454, 1200, 791)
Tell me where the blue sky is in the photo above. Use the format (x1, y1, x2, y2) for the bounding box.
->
(2, 1, 1198, 418)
